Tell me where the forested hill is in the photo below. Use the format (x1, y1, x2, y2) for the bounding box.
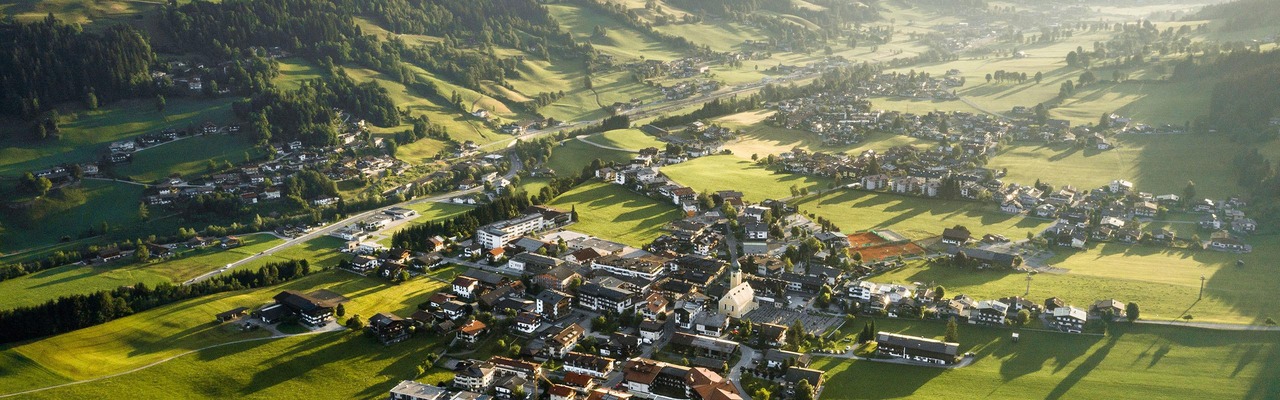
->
(1191, 0, 1280, 33)
(0, 17, 155, 119)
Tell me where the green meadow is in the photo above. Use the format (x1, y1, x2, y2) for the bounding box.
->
(548, 182, 683, 247)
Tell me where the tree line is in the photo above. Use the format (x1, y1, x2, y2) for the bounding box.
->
(0, 260, 312, 344)
(390, 193, 534, 251)
(233, 71, 400, 146)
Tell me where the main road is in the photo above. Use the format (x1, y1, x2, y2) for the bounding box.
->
(185, 154, 523, 285)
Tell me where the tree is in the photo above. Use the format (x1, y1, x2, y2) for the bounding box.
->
(85, 92, 98, 110)
(985, 73, 993, 83)
(137, 202, 149, 221)
(336, 303, 346, 317)
(1183, 181, 1197, 205)
(1125, 302, 1140, 322)
(347, 315, 365, 330)
(933, 286, 946, 302)
(795, 379, 815, 400)
(1015, 309, 1031, 326)
(35, 176, 52, 196)
(944, 317, 959, 342)
(1034, 71, 1043, 84)
(753, 388, 771, 400)
(134, 244, 150, 262)
(155, 94, 166, 113)
(399, 270, 411, 283)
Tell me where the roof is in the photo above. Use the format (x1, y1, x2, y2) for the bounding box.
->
(215, 307, 248, 319)
(875, 331, 959, 356)
(942, 227, 971, 240)
(389, 380, 451, 399)
(671, 332, 739, 354)
(565, 352, 615, 372)
(784, 367, 825, 388)
(273, 290, 335, 313)
(563, 371, 595, 387)
(459, 319, 488, 335)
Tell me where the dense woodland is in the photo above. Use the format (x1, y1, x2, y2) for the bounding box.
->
(1191, 0, 1280, 33)
(233, 72, 400, 146)
(0, 260, 311, 343)
(0, 17, 155, 118)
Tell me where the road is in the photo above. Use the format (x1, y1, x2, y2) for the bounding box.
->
(186, 154, 522, 285)
(728, 344, 758, 398)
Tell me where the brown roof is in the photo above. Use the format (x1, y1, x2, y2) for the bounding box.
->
(689, 367, 743, 400)
(548, 384, 577, 397)
(563, 371, 595, 388)
(459, 319, 487, 335)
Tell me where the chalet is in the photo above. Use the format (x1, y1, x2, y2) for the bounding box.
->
(640, 292, 671, 320)
(441, 300, 471, 320)
(535, 289, 573, 321)
(490, 356, 543, 380)
(1051, 306, 1087, 333)
(1232, 218, 1258, 234)
(350, 255, 380, 271)
(875, 332, 959, 365)
(563, 352, 616, 378)
(96, 247, 124, 263)
(453, 361, 496, 391)
(368, 312, 412, 344)
(604, 333, 641, 358)
(549, 385, 578, 400)
(763, 349, 810, 369)
(639, 319, 665, 344)
(546, 323, 586, 359)
(452, 276, 481, 300)
(514, 312, 542, 334)
(784, 367, 826, 393)
(744, 222, 769, 241)
(947, 247, 1017, 269)
(265, 290, 339, 326)
(215, 307, 249, 322)
(757, 323, 788, 348)
(456, 319, 488, 344)
(969, 300, 1008, 325)
(940, 227, 971, 246)
(1090, 299, 1126, 318)
(1207, 235, 1251, 253)
(1000, 200, 1025, 214)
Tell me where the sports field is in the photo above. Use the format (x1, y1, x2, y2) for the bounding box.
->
(812, 318, 1280, 399)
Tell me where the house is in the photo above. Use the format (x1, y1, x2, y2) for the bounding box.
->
(1207, 235, 1251, 253)
(549, 385, 578, 400)
(604, 332, 641, 358)
(264, 290, 340, 326)
(875, 332, 960, 365)
(215, 307, 249, 323)
(441, 300, 471, 320)
(757, 323, 788, 348)
(536, 289, 574, 321)
(744, 222, 769, 241)
(514, 312, 542, 334)
(456, 319, 488, 344)
(639, 319, 665, 344)
(389, 380, 480, 400)
(368, 312, 412, 344)
(969, 300, 1009, 325)
(1090, 299, 1126, 318)
(784, 367, 825, 393)
(563, 352, 616, 378)
(940, 226, 971, 246)
(1051, 306, 1087, 333)
(350, 255, 380, 271)
(693, 312, 730, 338)
(1109, 179, 1134, 193)
(452, 276, 481, 300)
(490, 356, 543, 380)
(546, 323, 586, 359)
(1000, 200, 1025, 214)
(576, 282, 636, 314)
(453, 361, 496, 391)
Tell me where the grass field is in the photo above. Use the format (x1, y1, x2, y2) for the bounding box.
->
(546, 139, 634, 179)
(0, 180, 148, 252)
(545, 2, 686, 62)
(0, 233, 281, 310)
(0, 268, 453, 395)
(589, 128, 664, 151)
(547, 182, 683, 247)
(275, 58, 326, 90)
(0, 97, 238, 179)
(1050, 80, 1216, 127)
(113, 134, 258, 182)
(990, 134, 1247, 198)
(812, 318, 1280, 399)
(714, 110, 936, 158)
(793, 189, 1050, 240)
(661, 155, 832, 201)
(0, 0, 155, 25)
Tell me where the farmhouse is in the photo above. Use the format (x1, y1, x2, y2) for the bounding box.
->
(368, 312, 412, 344)
(940, 226, 971, 246)
(262, 290, 341, 326)
(1051, 306, 1088, 333)
(875, 332, 960, 365)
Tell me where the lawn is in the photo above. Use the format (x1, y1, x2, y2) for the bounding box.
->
(0, 96, 238, 179)
(793, 189, 1050, 240)
(662, 155, 833, 201)
(113, 134, 258, 182)
(0, 233, 282, 310)
(811, 318, 1280, 399)
(545, 139, 633, 179)
(0, 268, 454, 395)
(989, 134, 1247, 198)
(547, 182, 683, 247)
(714, 110, 936, 158)
(588, 128, 664, 151)
(0, 180, 147, 252)
(237, 236, 351, 272)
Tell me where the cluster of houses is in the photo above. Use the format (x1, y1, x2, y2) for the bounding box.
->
(845, 277, 1126, 335)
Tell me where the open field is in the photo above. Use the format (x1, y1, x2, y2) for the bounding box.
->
(0, 268, 453, 395)
(990, 134, 1247, 198)
(793, 189, 1051, 240)
(0, 180, 148, 252)
(0, 97, 238, 179)
(547, 182, 683, 247)
(545, 139, 634, 179)
(341, 66, 498, 150)
(0, 0, 156, 25)
(113, 134, 258, 182)
(372, 203, 473, 247)
(238, 236, 351, 272)
(1050, 80, 1216, 127)
(590, 128, 664, 151)
(0, 233, 281, 310)
(662, 155, 832, 201)
(714, 110, 936, 157)
(812, 318, 1280, 399)
(275, 58, 326, 90)
(545, 2, 686, 62)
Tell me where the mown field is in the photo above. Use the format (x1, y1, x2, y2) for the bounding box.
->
(545, 139, 634, 179)
(714, 110, 936, 158)
(662, 155, 832, 201)
(794, 189, 1050, 240)
(113, 134, 258, 182)
(813, 318, 1280, 399)
(547, 182, 683, 247)
(0, 180, 151, 253)
(588, 128, 664, 151)
(0, 268, 453, 396)
(0, 233, 281, 310)
(989, 134, 1248, 198)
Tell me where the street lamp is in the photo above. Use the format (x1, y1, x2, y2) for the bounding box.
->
(1024, 272, 1033, 296)
(1199, 275, 1206, 300)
